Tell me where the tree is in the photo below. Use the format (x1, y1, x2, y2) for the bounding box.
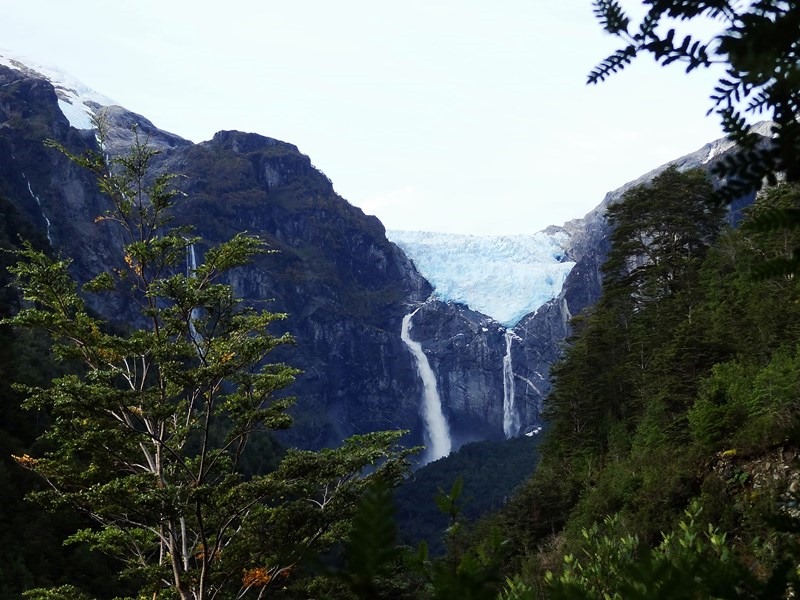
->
(603, 167, 722, 309)
(5, 123, 411, 600)
(542, 504, 783, 599)
(543, 167, 722, 460)
(590, 1, 800, 201)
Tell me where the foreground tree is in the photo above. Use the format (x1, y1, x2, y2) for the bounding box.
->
(6, 125, 411, 600)
(590, 1, 800, 201)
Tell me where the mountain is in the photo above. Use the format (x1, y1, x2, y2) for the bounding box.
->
(0, 55, 430, 449)
(384, 124, 770, 433)
(0, 52, 768, 464)
(0, 54, 545, 459)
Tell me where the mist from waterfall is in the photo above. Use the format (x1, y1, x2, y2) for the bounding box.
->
(503, 330, 521, 438)
(401, 305, 452, 464)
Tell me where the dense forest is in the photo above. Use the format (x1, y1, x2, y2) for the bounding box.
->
(484, 170, 800, 597)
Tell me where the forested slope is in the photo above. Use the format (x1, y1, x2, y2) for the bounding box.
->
(0, 195, 133, 598)
(485, 170, 800, 597)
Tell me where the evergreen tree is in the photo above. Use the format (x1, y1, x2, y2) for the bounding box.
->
(4, 124, 411, 600)
(545, 168, 722, 458)
(590, 1, 800, 200)
(485, 175, 800, 595)
(603, 167, 722, 308)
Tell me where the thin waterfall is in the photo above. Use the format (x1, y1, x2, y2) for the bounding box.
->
(401, 305, 452, 464)
(23, 174, 52, 244)
(502, 330, 521, 438)
(186, 243, 202, 345)
(517, 374, 543, 436)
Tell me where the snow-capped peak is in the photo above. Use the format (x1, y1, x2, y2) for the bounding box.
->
(0, 50, 117, 130)
(701, 121, 775, 164)
(388, 230, 575, 327)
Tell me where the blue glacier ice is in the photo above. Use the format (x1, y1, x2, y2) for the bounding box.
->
(387, 230, 575, 327)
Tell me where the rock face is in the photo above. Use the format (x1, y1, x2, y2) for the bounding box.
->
(403, 300, 507, 446)
(0, 63, 435, 451)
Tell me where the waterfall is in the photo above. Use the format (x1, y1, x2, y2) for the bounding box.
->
(186, 243, 202, 344)
(502, 330, 521, 438)
(187, 243, 199, 275)
(401, 305, 452, 464)
(23, 174, 52, 244)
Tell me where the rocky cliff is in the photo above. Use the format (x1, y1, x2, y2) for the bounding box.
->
(510, 126, 768, 414)
(1, 57, 553, 456)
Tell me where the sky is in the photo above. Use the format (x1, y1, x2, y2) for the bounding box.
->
(0, 1, 729, 235)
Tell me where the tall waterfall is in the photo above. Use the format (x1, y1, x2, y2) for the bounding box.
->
(502, 330, 521, 438)
(186, 243, 202, 345)
(401, 306, 452, 464)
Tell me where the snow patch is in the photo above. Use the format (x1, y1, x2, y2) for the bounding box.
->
(388, 230, 575, 327)
(701, 138, 736, 164)
(0, 50, 117, 130)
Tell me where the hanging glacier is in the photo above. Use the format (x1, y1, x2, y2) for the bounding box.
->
(387, 230, 576, 326)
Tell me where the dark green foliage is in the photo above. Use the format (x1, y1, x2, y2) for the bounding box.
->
(341, 482, 402, 596)
(415, 534, 508, 600)
(740, 183, 800, 278)
(331, 477, 513, 600)
(484, 174, 800, 597)
(541, 504, 788, 600)
(394, 435, 540, 554)
(603, 167, 721, 305)
(22, 585, 97, 600)
(405, 480, 510, 600)
(689, 350, 800, 452)
(544, 168, 723, 465)
(590, 1, 800, 201)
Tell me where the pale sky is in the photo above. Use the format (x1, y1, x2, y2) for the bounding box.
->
(0, 1, 728, 234)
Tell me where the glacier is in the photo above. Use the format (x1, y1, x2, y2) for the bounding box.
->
(0, 51, 116, 130)
(387, 230, 575, 327)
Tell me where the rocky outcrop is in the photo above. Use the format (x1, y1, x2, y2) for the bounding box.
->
(508, 127, 768, 419)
